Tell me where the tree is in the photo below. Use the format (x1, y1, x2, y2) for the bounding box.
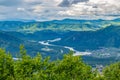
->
(51, 51, 94, 80)
(0, 49, 14, 80)
(1, 45, 120, 80)
(103, 62, 120, 80)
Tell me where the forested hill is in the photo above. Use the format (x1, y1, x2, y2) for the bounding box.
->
(0, 19, 120, 65)
(0, 18, 120, 32)
(53, 25, 120, 51)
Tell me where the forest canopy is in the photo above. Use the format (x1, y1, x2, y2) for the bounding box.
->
(0, 45, 120, 80)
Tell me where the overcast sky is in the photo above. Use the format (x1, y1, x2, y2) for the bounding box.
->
(0, 0, 120, 21)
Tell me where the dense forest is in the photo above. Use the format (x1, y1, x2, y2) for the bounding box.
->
(0, 45, 120, 80)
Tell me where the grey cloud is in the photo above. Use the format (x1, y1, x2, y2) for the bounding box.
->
(0, 12, 7, 15)
(0, 0, 119, 21)
(29, 2, 42, 5)
(59, 0, 70, 7)
(0, 0, 22, 6)
(72, 0, 89, 4)
(24, 1, 42, 5)
(59, 0, 89, 7)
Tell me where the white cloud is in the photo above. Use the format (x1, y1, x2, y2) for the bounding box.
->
(58, 0, 120, 19)
(17, 8, 25, 11)
(0, 0, 120, 20)
(32, 5, 43, 13)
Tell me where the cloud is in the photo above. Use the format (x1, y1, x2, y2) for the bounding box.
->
(0, 0, 120, 21)
(24, 0, 42, 5)
(58, 0, 120, 19)
(0, 0, 22, 6)
(59, 0, 89, 7)
(17, 8, 25, 12)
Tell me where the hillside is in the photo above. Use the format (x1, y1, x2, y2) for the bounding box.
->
(0, 19, 120, 65)
(0, 19, 120, 32)
(0, 31, 23, 52)
(0, 31, 69, 59)
(53, 25, 120, 51)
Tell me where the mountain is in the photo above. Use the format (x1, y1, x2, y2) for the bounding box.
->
(0, 18, 120, 33)
(52, 25, 120, 51)
(6, 30, 62, 41)
(0, 31, 23, 53)
(0, 18, 120, 65)
(0, 30, 69, 59)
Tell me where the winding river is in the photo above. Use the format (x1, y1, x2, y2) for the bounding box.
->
(38, 38, 92, 56)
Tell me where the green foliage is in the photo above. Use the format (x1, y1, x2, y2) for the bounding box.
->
(93, 76, 105, 80)
(0, 46, 120, 80)
(52, 52, 94, 80)
(103, 62, 120, 80)
(0, 49, 14, 80)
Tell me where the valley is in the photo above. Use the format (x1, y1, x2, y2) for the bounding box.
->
(0, 19, 120, 66)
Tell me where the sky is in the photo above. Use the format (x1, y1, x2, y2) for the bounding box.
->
(0, 0, 120, 21)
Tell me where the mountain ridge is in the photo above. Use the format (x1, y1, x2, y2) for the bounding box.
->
(0, 18, 120, 33)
